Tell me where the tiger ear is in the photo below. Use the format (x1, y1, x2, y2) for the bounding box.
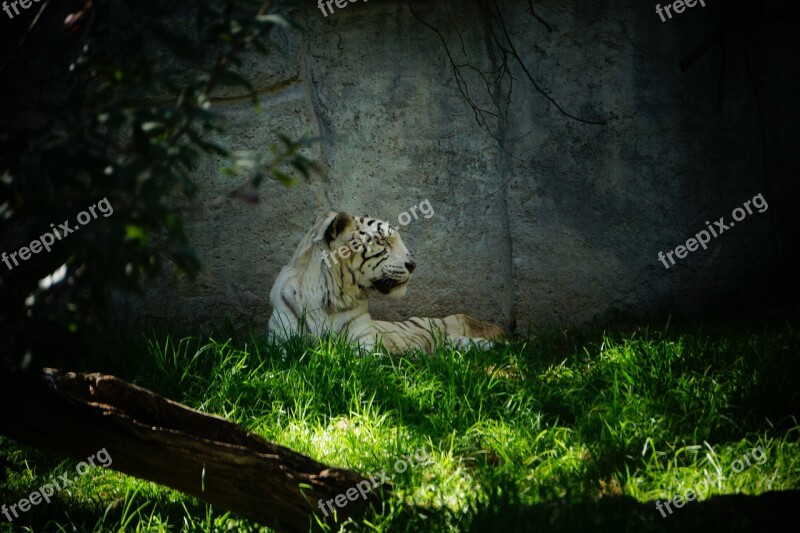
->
(323, 212, 355, 244)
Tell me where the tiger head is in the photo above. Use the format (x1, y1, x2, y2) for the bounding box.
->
(315, 211, 416, 298)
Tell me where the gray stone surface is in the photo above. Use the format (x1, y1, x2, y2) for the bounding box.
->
(135, 0, 790, 332)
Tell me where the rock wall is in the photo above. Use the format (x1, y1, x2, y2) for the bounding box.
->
(136, 0, 797, 332)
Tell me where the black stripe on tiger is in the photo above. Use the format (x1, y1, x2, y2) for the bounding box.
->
(281, 292, 301, 320)
(408, 318, 430, 330)
(341, 314, 359, 332)
(372, 255, 389, 269)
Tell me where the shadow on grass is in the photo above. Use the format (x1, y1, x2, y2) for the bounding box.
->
(464, 490, 800, 532)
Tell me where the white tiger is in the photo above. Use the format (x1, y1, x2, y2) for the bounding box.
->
(268, 211, 504, 354)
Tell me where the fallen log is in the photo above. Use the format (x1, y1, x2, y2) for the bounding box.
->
(0, 367, 386, 532)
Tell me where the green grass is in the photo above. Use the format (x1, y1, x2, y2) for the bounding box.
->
(1, 322, 799, 531)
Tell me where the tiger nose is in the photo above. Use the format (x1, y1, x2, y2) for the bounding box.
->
(405, 260, 416, 273)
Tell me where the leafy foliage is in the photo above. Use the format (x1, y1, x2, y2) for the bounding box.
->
(0, 0, 319, 363)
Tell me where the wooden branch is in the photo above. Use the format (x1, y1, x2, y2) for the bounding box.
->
(0, 368, 386, 532)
